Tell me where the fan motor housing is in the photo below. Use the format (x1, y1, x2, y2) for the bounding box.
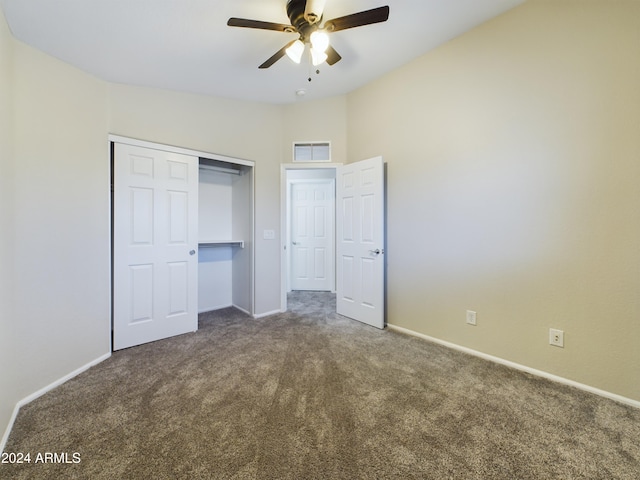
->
(287, 0, 317, 39)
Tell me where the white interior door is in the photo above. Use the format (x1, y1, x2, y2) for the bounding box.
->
(336, 157, 385, 329)
(113, 143, 199, 350)
(290, 180, 334, 291)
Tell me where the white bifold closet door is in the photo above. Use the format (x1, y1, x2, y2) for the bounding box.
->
(336, 157, 385, 329)
(113, 143, 199, 350)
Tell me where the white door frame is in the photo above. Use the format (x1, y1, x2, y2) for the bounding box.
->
(280, 163, 340, 312)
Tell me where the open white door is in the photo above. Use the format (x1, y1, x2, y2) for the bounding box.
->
(336, 157, 385, 329)
(113, 143, 199, 350)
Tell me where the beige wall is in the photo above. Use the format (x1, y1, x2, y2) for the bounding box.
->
(11, 39, 111, 395)
(1, 18, 112, 443)
(0, 6, 16, 444)
(347, 0, 640, 401)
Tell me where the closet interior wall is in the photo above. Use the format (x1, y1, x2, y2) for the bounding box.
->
(198, 159, 253, 315)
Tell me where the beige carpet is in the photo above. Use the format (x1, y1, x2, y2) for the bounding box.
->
(3, 291, 639, 479)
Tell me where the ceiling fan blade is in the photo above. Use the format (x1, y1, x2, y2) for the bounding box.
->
(325, 45, 342, 66)
(324, 6, 390, 32)
(259, 40, 296, 69)
(227, 17, 294, 33)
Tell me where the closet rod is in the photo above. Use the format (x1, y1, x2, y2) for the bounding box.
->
(199, 164, 241, 175)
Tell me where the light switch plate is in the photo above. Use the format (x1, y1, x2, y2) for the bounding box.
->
(263, 229, 275, 240)
(466, 310, 477, 326)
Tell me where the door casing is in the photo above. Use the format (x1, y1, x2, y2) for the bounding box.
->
(280, 164, 339, 312)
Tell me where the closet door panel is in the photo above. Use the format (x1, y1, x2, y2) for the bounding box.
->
(168, 190, 189, 244)
(114, 143, 198, 350)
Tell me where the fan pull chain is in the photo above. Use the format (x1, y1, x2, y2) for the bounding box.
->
(307, 50, 321, 82)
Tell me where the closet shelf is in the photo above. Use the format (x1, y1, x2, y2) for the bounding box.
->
(198, 240, 244, 248)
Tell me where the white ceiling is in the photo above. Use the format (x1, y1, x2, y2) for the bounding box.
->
(0, 0, 524, 104)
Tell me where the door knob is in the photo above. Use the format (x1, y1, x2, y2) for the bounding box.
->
(189, 250, 196, 255)
(292, 241, 299, 245)
(370, 249, 382, 255)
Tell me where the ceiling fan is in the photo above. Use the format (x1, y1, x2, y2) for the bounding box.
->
(227, 0, 390, 69)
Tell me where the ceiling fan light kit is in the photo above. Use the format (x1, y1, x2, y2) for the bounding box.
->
(310, 31, 329, 53)
(311, 49, 327, 67)
(286, 39, 305, 63)
(227, 0, 390, 69)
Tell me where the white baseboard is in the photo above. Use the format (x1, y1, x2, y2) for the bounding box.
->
(232, 304, 251, 316)
(387, 323, 640, 410)
(1, 352, 111, 453)
(198, 304, 232, 314)
(199, 304, 252, 316)
(253, 309, 283, 319)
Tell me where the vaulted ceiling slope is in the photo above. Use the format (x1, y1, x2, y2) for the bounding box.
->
(0, 0, 524, 104)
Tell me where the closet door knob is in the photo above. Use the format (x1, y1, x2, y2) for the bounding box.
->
(189, 250, 196, 255)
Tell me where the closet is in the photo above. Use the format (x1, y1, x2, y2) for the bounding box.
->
(111, 135, 254, 350)
(198, 158, 253, 315)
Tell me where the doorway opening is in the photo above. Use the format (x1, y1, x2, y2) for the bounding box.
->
(281, 164, 338, 313)
(280, 158, 386, 329)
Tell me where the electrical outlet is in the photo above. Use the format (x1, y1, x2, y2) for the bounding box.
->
(466, 310, 477, 326)
(549, 328, 564, 348)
